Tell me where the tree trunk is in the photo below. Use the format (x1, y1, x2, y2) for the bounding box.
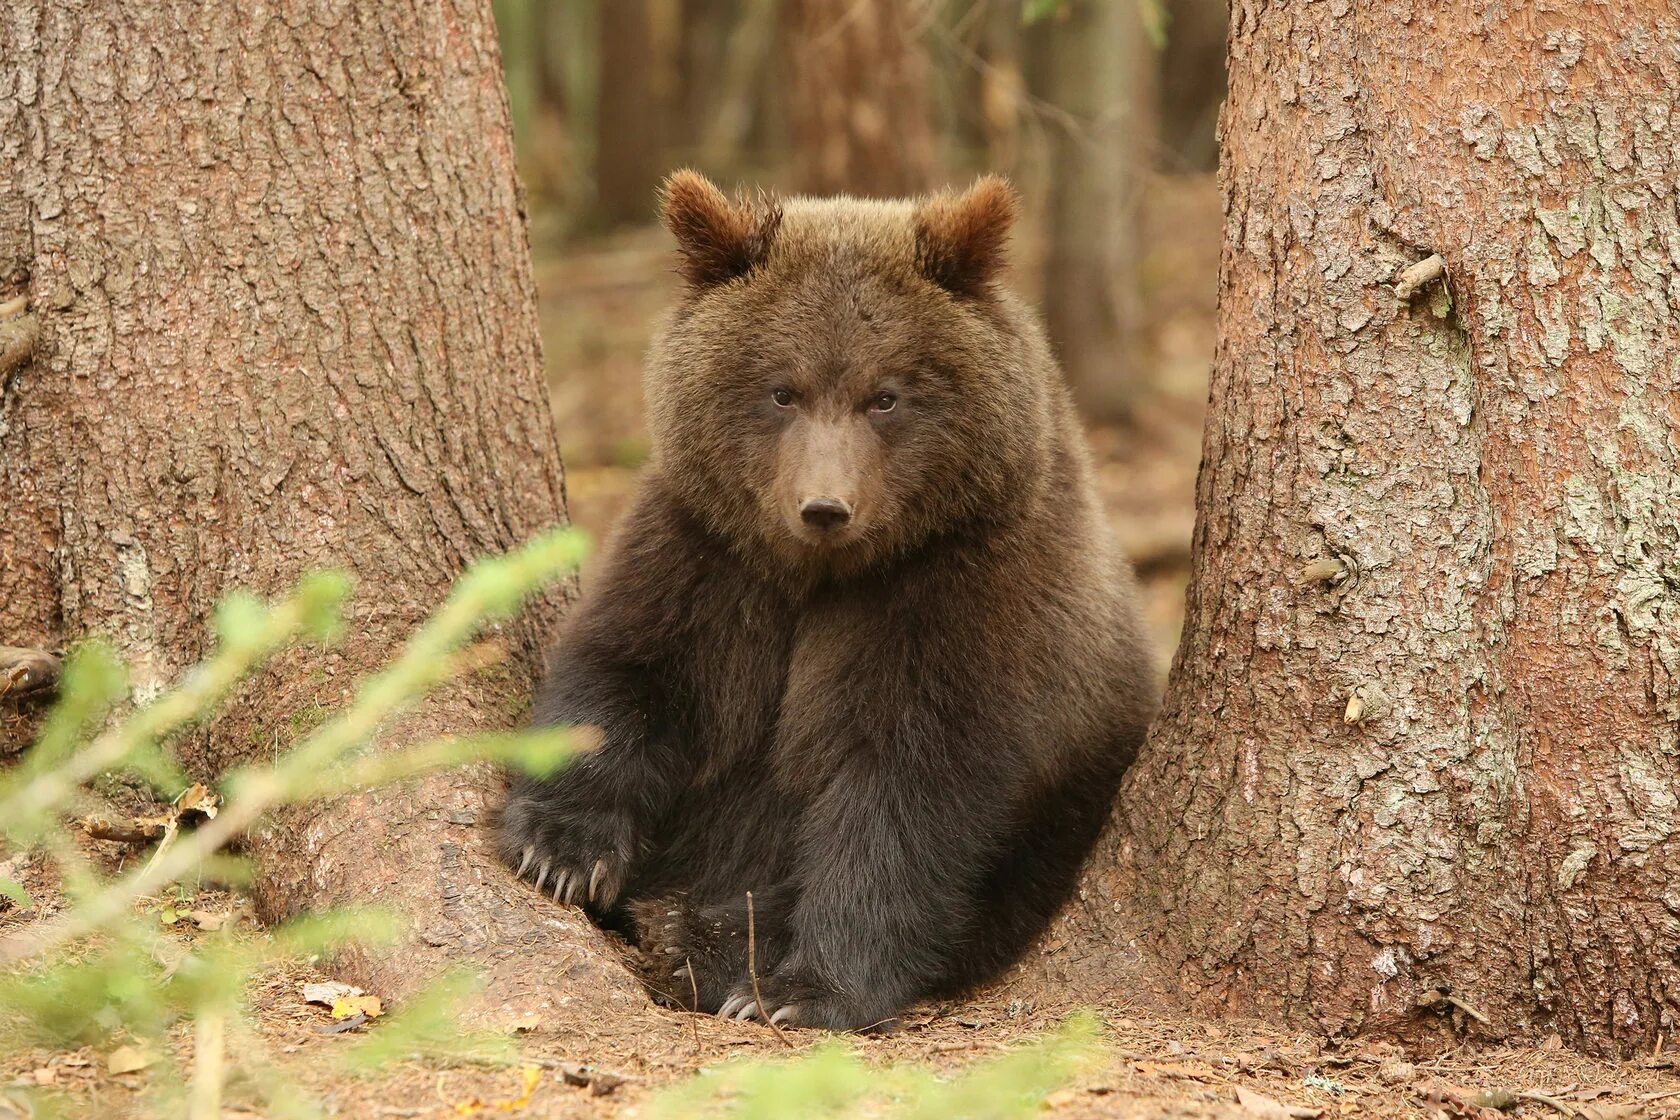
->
(1030, 0, 1151, 423)
(596, 0, 666, 227)
(1057, 1, 1680, 1057)
(783, 0, 936, 197)
(0, 0, 642, 1024)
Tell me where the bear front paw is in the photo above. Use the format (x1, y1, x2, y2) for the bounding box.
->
(498, 791, 635, 911)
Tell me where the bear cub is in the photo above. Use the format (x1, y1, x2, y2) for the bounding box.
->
(500, 171, 1156, 1030)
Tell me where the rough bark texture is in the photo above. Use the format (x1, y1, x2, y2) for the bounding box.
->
(0, 0, 641, 1023)
(1056, 0, 1680, 1057)
(783, 0, 935, 197)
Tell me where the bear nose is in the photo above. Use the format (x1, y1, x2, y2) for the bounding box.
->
(799, 497, 853, 533)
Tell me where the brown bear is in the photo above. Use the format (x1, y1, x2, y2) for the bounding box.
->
(499, 170, 1156, 1030)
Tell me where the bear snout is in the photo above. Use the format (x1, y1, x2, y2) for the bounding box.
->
(798, 496, 853, 534)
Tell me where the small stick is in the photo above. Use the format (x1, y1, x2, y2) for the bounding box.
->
(1444, 994, 1490, 1026)
(144, 820, 181, 875)
(1515, 1091, 1576, 1116)
(82, 817, 170, 844)
(1417, 987, 1491, 1027)
(1395, 254, 1447, 301)
(685, 956, 701, 1053)
(745, 891, 792, 1048)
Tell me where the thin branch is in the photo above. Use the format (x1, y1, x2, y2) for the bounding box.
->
(746, 890, 792, 1049)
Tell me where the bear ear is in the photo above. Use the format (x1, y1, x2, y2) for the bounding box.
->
(914, 175, 1019, 298)
(659, 169, 783, 288)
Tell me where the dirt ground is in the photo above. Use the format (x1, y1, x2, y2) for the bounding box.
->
(7, 891, 1680, 1119)
(6, 175, 1680, 1117)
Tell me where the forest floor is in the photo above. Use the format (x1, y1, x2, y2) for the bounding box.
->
(5, 175, 1679, 1118)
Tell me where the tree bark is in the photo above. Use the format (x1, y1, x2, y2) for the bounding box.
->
(783, 0, 936, 198)
(0, 0, 642, 1023)
(596, 0, 667, 227)
(1056, 0, 1680, 1057)
(1030, 0, 1151, 423)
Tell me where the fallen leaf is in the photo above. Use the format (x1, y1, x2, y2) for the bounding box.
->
(175, 782, 219, 819)
(1235, 1087, 1323, 1119)
(1576, 1107, 1644, 1120)
(331, 994, 383, 1020)
(450, 1066, 544, 1114)
(315, 1013, 368, 1035)
(186, 909, 227, 931)
(106, 1046, 156, 1075)
(303, 981, 363, 1007)
(558, 1063, 625, 1097)
(31, 1068, 54, 1085)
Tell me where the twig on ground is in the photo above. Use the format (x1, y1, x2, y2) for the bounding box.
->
(746, 891, 792, 1049)
(686, 955, 701, 1053)
(1515, 1090, 1577, 1116)
(82, 817, 169, 844)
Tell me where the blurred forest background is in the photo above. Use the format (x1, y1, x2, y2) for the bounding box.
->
(492, 0, 1229, 660)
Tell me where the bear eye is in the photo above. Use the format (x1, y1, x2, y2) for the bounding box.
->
(771, 387, 795, 408)
(870, 390, 897, 413)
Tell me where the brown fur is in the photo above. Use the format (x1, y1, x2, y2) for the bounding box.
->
(500, 172, 1157, 1030)
(659, 170, 784, 287)
(914, 174, 1019, 297)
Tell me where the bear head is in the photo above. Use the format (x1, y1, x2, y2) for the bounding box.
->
(643, 170, 1062, 579)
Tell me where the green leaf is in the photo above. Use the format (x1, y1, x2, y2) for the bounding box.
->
(211, 590, 268, 645)
(648, 1012, 1105, 1119)
(1138, 0, 1169, 49)
(296, 570, 353, 644)
(1022, 0, 1066, 25)
(0, 876, 31, 910)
